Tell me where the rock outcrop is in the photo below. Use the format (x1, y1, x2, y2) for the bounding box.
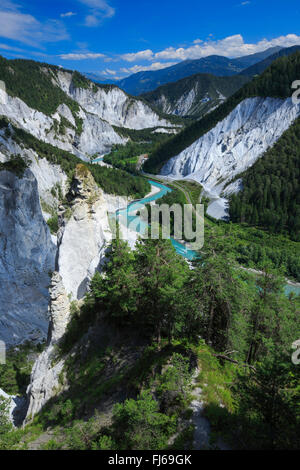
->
(149, 84, 201, 116)
(0, 156, 114, 346)
(161, 97, 300, 218)
(0, 387, 26, 426)
(57, 164, 112, 299)
(25, 272, 70, 420)
(25, 165, 115, 419)
(0, 169, 56, 346)
(47, 272, 71, 344)
(0, 85, 125, 160)
(54, 70, 175, 130)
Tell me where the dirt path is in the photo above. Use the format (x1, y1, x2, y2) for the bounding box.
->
(191, 370, 231, 450)
(190, 385, 211, 449)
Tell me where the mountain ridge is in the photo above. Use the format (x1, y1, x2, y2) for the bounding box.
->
(140, 73, 250, 118)
(240, 44, 300, 76)
(88, 46, 283, 95)
(144, 50, 300, 174)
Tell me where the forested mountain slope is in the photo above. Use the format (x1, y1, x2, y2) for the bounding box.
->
(105, 47, 281, 95)
(240, 44, 300, 77)
(229, 117, 300, 240)
(141, 73, 250, 118)
(0, 56, 169, 344)
(0, 56, 178, 160)
(144, 51, 300, 174)
(2, 234, 299, 450)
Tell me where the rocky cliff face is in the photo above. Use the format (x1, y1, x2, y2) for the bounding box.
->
(0, 169, 56, 346)
(57, 164, 112, 300)
(0, 126, 68, 220)
(0, 86, 125, 160)
(0, 145, 116, 344)
(161, 97, 300, 217)
(164, 86, 200, 116)
(54, 70, 175, 130)
(0, 69, 177, 163)
(0, 159, 118, 419)
(25, 165, 115, 419)
(148, 84, 202, 116)
(25, 272, 70, 420)
(141, 74, 249, 118)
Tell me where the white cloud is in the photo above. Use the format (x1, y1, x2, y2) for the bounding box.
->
(103, 68, 117, 75)
(84, 15, 99, 26)
(120, 49, 154, 62)
(0, 1, 20, 11)
(0, 42, 53, 60)
(0, 42, 25, 53)
(60, 12, 77, 18)
(120, 34, 300, 64)
(59, 52, 106, 60)
(78, 0, 115, 27)
(91, 69, 122, 79)
(120, 62, 178, 75)
(0, 1, 69, 46)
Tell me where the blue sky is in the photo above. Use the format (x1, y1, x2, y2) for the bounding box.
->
(0, 0, 300, 79)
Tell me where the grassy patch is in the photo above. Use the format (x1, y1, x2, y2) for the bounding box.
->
(0, 342, 45, 395)
(47, 214, 59, 234)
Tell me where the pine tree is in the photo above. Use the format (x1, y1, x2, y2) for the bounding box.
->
(235, 348, 300, 449)
(90, 237, 141, 324)
(135, 237, 189, 345)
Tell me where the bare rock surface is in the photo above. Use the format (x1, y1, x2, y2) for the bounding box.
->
(0, 169, 56, 346)
(161, 97, 300, 219)
(57, 164, 112, 299)
(25, 272, 70, 420)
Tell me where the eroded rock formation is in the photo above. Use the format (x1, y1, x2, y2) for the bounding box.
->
(0, 169, 56, 346)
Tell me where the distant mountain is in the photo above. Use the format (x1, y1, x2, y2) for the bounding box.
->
(140, 47, 290, 119)
(0, 55, 180, 163)
(240, 45, 300, 76)
(89, 47, 283, 95)
(144, 51, 300, 237)
(232, 46, 283, 67)
(144, 50, 300, 175)
(84, 72, 119, 85)
(141, 73, 250, 118)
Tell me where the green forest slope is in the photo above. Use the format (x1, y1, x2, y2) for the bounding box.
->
(141, 73, 250, 118)
(229, 117, 300, 241)
(144, 51, 300, 174)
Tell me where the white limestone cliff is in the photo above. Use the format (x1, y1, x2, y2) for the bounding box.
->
(155, 84, 199, 116)
(0, 135, 116, 345)
(54, 70, 175, 130)
(0, 169, 56, 346)
(161, 97, 300, 218)
(25, 166, 115, 419)
(0, 86, 125, 160)
(57, 164, 112, 300)
(25, 272, 71, 420)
